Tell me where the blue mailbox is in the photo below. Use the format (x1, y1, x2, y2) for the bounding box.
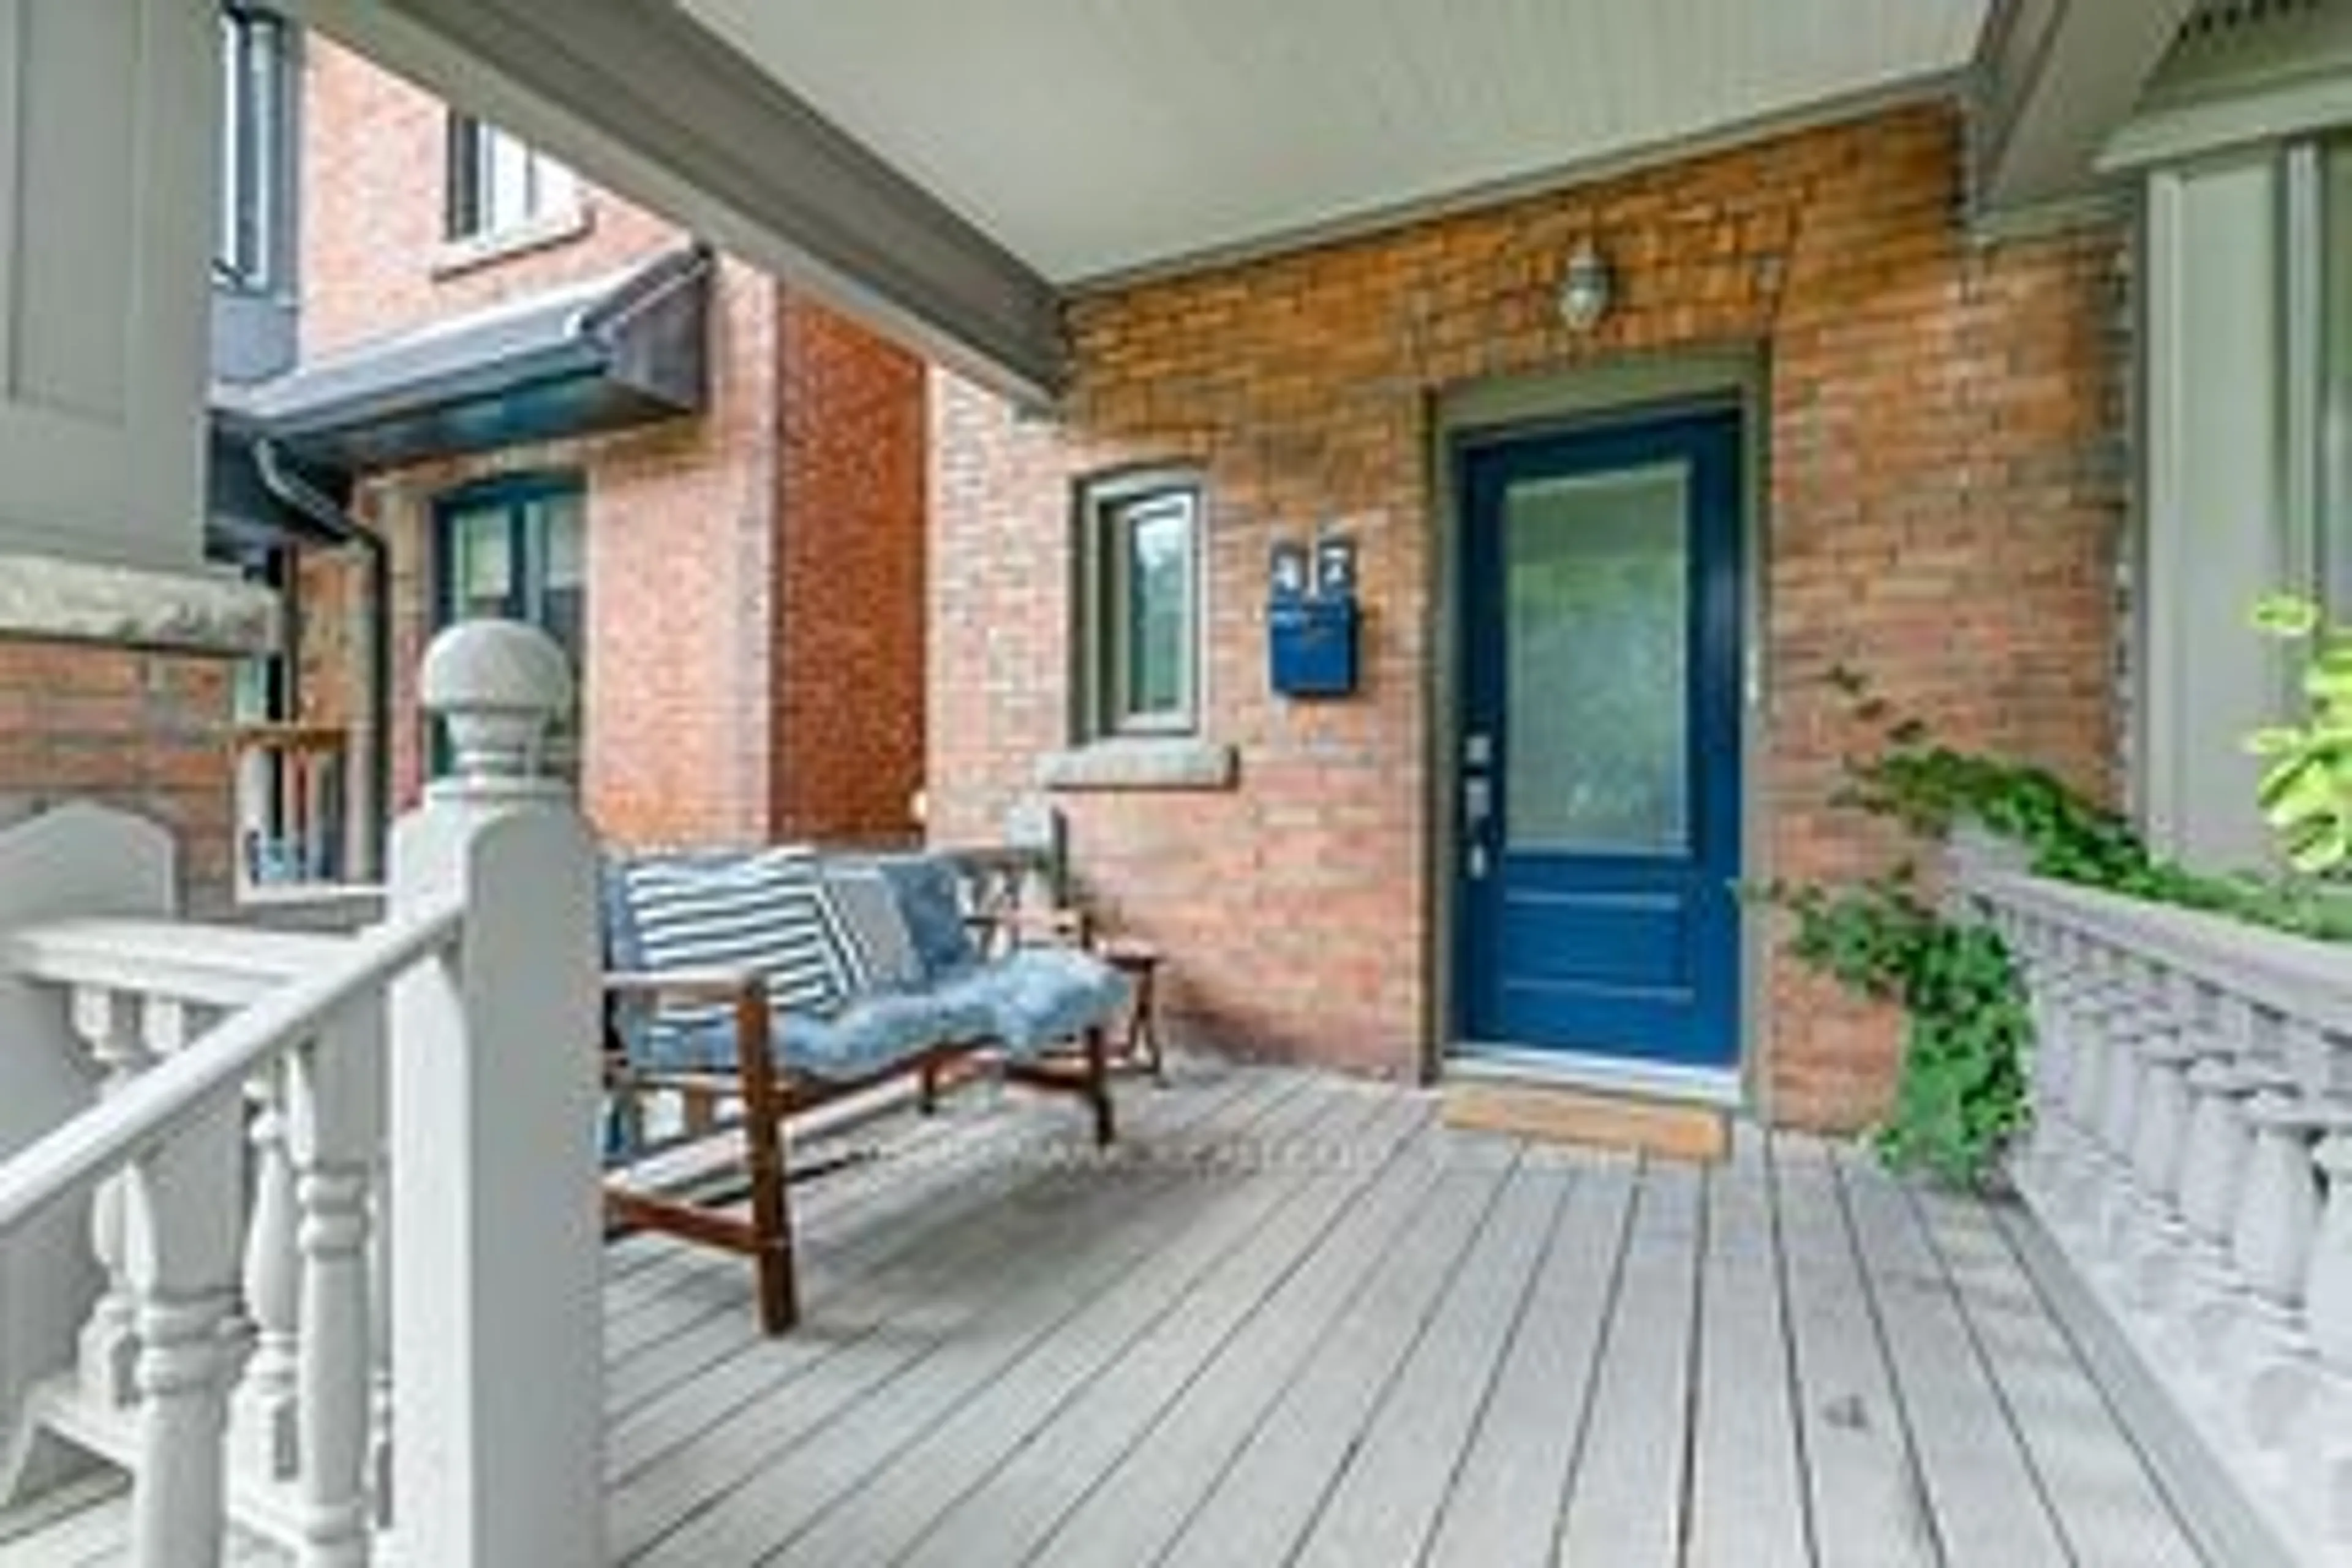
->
(1268, 535, 1359, 698)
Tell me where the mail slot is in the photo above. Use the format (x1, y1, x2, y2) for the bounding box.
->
(1268, 594, 1358, 698)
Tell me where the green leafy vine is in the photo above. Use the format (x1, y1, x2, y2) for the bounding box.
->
(1770, 651, 2352, 1191)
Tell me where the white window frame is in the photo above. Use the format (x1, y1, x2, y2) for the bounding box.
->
(1077, 470, 1204, 741)
(445, 115, 581, 242)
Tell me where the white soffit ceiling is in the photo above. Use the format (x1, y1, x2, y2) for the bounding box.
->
(679, 0, 1990, 286)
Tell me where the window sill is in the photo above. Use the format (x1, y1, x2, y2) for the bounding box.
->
(432, 203, 595, 279)
(1038, 737, 1237, 793)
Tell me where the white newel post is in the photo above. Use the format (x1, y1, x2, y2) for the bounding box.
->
(387, 622, 602, 1568)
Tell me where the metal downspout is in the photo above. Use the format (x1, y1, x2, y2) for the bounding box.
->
(251, 437, 392, 879)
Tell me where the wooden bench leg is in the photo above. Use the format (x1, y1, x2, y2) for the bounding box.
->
(735, 990, 799, 1335)
(918, 1061, 941, 1115)
(1085, 1025, 1115, 1147)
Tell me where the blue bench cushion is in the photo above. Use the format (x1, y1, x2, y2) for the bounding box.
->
(604, 846, 1126, 1079)
(948, 947, 1131, 1056)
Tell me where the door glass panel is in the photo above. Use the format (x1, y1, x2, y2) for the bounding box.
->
(1503, 461, 1690, 853)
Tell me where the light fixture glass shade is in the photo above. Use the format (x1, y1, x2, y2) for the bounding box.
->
(1558, 240, 1612, 331)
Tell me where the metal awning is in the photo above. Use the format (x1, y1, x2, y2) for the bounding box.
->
(219, 244, 710, 474)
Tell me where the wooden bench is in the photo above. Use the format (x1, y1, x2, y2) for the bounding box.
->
(599, 847, 1126, 1333)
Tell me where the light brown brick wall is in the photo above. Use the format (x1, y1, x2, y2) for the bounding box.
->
(296, 41, 927, 851)
(771, 291, 929, 844)
(0, 641, 236, 910)
(929, 104, 2126, 1129)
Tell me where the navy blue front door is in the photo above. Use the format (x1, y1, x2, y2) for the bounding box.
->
(1456, 407, 1743, 1068)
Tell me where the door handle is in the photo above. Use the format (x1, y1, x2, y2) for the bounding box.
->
(1461, 773, 1493, 880)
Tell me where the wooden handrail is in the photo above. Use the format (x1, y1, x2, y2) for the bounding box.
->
(0, 895, 464, 1238)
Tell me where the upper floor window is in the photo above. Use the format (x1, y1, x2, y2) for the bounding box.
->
(445, 116, 579, 243)
(1076, 471, 1202, 739)
(216, 5, 292, 293)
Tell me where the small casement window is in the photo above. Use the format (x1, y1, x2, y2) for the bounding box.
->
(216, 5, 293, 293)
(445, 115, 579, 242)
(1079, 472, 1202, 739)
(434, 477, 587, 775)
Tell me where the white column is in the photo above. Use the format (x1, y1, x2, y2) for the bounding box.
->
(388, 621, 602, 1568)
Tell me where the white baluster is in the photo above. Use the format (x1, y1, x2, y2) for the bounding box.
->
(72, 987, 148, 1408)
(232, 1055, 300, 1480)
(2057, 943, 2124, 1242)
(2171, 990, 2262, 1371)
(2122, 963, 2199, 1311)
(368, 1155, 391, 1532)
(289, 1003, 383, 1566)
(124, 1093, 246, 1568)
(2022, 926, 2098, 1213)
(2013, 917, 2074, 1204)
(2092, 951, 2152, 1271)
(2292, 1125, 2352, 1541)
(2223, 1088, 2324, 1451)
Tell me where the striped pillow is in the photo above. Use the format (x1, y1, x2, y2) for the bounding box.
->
(619, 849, 869, 1055)
(823, 861, 925, 992)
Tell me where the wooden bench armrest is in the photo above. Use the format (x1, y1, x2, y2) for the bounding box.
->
(604, 967, 766, 1001)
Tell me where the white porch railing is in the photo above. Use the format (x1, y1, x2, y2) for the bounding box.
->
(1961, 854, 2352, 1567)
(0, 620, 603, 1568)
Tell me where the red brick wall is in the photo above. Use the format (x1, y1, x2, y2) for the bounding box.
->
(0, 641, 236, 910)
(301, 40, 695, 356)
(928, 104, 2126, 1129)
(771, 291, 929, 843)
(295, 42, 928, 852)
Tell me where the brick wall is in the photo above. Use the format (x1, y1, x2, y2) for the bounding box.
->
(771, 291, 929, 843)
(295, 41, 927, 851)
(0, 641, 236, 909)
(929, 104, 2127, 1129)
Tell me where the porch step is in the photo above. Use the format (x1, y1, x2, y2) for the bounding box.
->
(1441, 1079, 1728, 1163)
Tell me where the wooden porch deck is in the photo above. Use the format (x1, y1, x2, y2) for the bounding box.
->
(4, 1061, 2209, 1566)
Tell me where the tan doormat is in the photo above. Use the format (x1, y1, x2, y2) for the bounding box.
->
(1442, 1079, 1728, 1164)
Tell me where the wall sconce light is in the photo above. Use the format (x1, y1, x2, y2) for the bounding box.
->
(1556, 238, 1613, 332)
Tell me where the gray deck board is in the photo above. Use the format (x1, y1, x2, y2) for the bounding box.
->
(1150, 1140, 1518, 1568)
(1773, 1134, 1940, 1568)
(1420, 1151, 1635, 1568)
(1687, 1122, 1812, 1568)
(1839, 1143, 2073, 1567)
(1556, 1156, 1705, 1568)
(1914, 1185, 2203, 1568)
(0, 1066, 2215, 1568)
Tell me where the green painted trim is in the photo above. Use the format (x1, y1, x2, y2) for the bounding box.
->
(2105, 71, 2352, 170)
